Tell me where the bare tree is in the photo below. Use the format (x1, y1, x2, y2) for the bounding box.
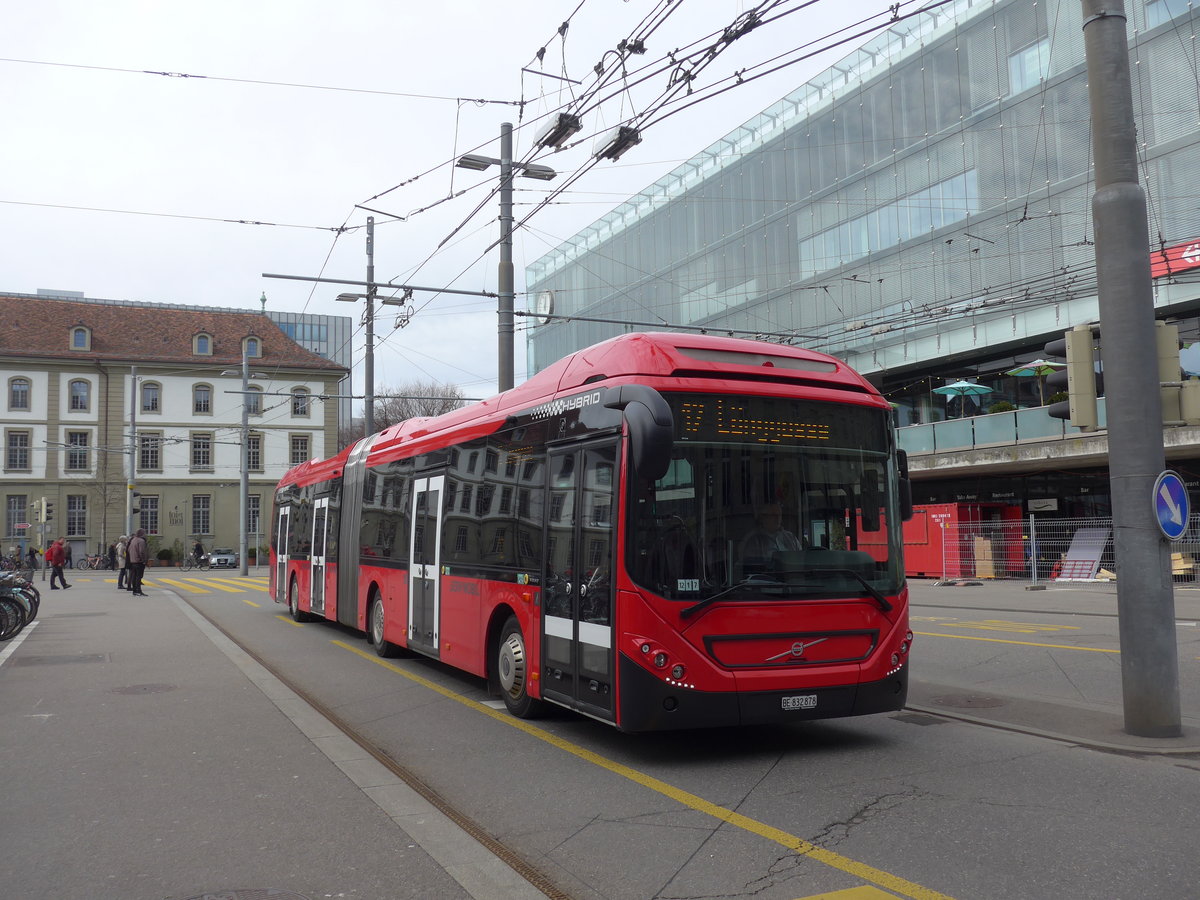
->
(336, 382, 468, 450)
(373, 381, 467, 431)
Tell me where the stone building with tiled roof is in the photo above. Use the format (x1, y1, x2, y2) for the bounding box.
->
(0, 294, 349, 563)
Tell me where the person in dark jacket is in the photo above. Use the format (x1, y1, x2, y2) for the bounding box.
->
(127, 529, 148, 596)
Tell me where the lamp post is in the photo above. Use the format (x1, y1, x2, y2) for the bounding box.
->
(222, 350, 267, 577)
(456, 123, 556, 391)
(336, 216, 377, 438)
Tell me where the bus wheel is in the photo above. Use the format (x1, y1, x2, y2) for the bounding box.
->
(497, 615, 544, 718)
(369, 593, 403, 658)
(288, 580, 308, 623)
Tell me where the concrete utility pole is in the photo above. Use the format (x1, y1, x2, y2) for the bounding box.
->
(498, 122, 516, 392)
(238, 346, 250, 577)
(1082, 0, 1181, 736)
(127, 366, 138, 538)
(365, 216, 376, 437)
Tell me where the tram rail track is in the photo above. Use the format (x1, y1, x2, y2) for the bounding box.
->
(178, 592, 576, 900)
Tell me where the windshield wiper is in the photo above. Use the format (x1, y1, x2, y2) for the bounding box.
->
(680, 575, 786, 619)
(793, 568, 893, 612)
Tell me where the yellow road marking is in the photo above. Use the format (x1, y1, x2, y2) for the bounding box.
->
(332, 640, 955, 900)
(241, 598, 261, 608)
(944, 620, 1079, 634)
(148, 577, 208, 594)
(277, 614, 303, 627)
(914, 631, 1118, 653)
(174, 578, 245, 593)
(206, 577, 266, 591)
(797, 888, 900, 899)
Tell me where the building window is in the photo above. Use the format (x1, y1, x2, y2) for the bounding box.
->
(499, 486, 513, 514)
(460, 484, 474, 513)
(247, 433, 263, 471)
(71, 326, 91, 350)
(191, 432, 213, 470)
(1146, 0, 1188, 27)
(1008, 38, 1049, 96)
(138, 433, 162, 471)
(139, 495, 160, 535)
(289, 434, 310, 466)
(141, 381, 161, 413)
(247, 385, 262, 415)
(454, 525, 469, 553)
(66, 495, 86, 537)
(65, 431, 90, 471)
(248, 494, 261, 537)
(9, 377, 30, 411)
(192, 495, 211, 536)
(490, 528, 507, 555)
(244, 336, 261, 358)
(6, 495, 28, 538)
(193, 384, 213, 414)
(193, 333, 213, 356)
(69, 379, 90, 412)
(6, 430, 31, 471)
(485, 450, 499, 473)
(291, 389, 310, 417)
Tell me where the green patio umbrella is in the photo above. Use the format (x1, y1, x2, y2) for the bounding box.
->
(932, 380, 993, 417)
(1005, 358, 1066, 405)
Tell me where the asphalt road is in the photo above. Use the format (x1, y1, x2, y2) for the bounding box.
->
(9, 571, 1200, 900)
(171, 573, 1200, 900)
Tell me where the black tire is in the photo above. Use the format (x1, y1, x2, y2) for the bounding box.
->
(74, 558, 88, 570)
(496, 615, 545, 718)
(0, 597, 26, 641)
(288, 579, 309, 623)
(369, 593, 405, 658)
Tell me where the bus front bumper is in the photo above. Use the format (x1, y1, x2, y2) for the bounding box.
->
(617, 653, 908, 732)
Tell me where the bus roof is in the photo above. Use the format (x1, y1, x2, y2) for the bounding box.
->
(279, 332, 885, 486)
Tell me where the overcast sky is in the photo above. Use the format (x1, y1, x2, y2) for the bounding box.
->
(5, 0, 871, 403)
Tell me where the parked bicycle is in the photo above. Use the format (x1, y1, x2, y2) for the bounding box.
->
(76, 554, 113, 570)
(0, 572, 39, 642)
(180, 554, 212, 572)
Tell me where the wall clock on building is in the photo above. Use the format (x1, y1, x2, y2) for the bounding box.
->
(534, 290, 554, 325)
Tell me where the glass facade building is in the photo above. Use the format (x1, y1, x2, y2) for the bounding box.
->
(526, 0, 1200, 436)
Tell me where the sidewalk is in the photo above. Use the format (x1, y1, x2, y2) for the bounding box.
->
(906, 578, 1200, 754)
(0, 573, 544, 900)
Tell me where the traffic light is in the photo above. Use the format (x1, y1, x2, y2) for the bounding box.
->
(1158, 321, 1182, 424)
(42, 497, 54, 522)
(131, 490, 141, 515)
(1045, 325, 1101, 431)
(30, 498, 42, 524)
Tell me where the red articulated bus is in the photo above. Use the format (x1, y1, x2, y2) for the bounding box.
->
(270, 332, 914, 731)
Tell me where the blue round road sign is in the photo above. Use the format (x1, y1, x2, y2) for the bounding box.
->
(1153, 470, 1190, 540)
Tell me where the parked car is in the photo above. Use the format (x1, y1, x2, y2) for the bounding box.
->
(208, 548, 238, 568)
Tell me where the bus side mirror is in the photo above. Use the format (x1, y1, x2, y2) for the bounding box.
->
(897, 449, 914, 521)
(604, 385, 673, 482)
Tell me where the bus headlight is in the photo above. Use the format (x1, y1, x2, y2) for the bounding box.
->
(653, 652, 668, 668)
(671, 664, 686, 680)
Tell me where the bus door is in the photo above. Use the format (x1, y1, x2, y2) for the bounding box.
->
(542, 442, 617, 720)
(408, 475, 445, 657)
(275, 505, 290, 604)
(311, 496, 330, 616)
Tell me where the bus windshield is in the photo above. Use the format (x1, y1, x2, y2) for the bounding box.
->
(626, 393, 904, 604)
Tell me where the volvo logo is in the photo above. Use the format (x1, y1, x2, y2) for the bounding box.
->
(765, 637, 827, 662)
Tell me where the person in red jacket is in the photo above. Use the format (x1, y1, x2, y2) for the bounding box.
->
(46, 538, 71, 590)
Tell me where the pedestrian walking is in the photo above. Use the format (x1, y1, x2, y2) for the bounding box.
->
(107, 541, 117, 571)
(116, 535, 129, 590)
(127, 529, 148, 596)
(46, 537, 72, 590)
(26, 546, 38, 570)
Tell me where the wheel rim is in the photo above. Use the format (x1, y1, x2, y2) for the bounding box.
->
(498, 628, 527, 700)
(371, 598, 385, 644)
(289, 582, 297, 616)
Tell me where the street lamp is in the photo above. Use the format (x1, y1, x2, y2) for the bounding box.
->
(455, 122, 557, 392)
(222, 349, 268, 577)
